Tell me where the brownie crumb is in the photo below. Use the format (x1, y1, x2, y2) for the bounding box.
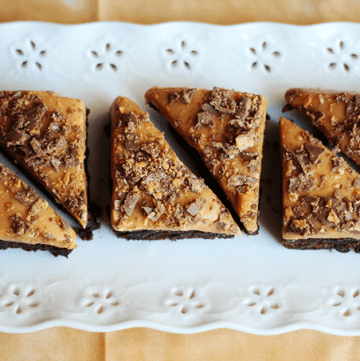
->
(168, 89, 196, 105)
(301, 107, 325, 125)
(331, 156, 345, 172)
(335, 93, 350, 103)
(285, 88, 301, 103)
(353, 177, 360, 187)
(305, 143, 324, 163)
(14, 187, 39, 206)
(168, 92, 180, 105)
(10, 214, 30, 236)
(282, 103, 293, 113)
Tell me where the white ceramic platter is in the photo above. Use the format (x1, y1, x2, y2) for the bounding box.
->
(1, 22, 360, 334)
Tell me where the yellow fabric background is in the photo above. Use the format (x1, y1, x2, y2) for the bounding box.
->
(1, 328, 359, 361)
(1, 0, 360, 359)
(1, 0, 360, 24)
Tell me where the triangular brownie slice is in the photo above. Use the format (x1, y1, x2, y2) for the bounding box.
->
(280, 117, 360, 253)
(0, 91, 88, 228)
(110, 96, 241, 239)
(145, 87, 267, 234)
(0, 161, 76, 257)
(285, 88, 360, 169)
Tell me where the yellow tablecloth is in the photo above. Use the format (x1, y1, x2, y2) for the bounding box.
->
(1, 1, 360, 359)
(2, 0, 360, 24)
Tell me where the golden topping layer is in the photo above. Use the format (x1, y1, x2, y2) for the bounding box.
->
(110, 96, 241, 236)
(145, 86, 268, 234)
(280, 117, 360, 241)
(0, 161, 76, 249)
(0, 91, 88, 228)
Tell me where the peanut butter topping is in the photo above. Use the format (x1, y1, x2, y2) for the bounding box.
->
(280, 117, 360, 241)
(145, 86, 268, 234)
(0, 91, 88, 228)
(110, 97, 241, 236)
(285, 88, 360, 170)
(0, 161, 76, 249)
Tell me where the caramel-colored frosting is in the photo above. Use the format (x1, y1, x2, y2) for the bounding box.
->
(285, 88, 360, 170)
(110, 96, 241, 237)
(280, 117, 360, 241)
(145, 86, 268, 234)
(0, 91, 88, 228)
(0, 161, 76, 249)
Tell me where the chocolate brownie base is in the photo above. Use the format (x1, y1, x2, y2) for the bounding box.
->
(114, 229, 234, 240)
(0, 240, 73, 257)
(281, 238, 360, 253)
(74, 110, 101, 239)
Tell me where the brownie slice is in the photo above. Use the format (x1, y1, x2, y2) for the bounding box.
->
(0, 91, 88, 228)
(285, 88, 360, 170)
(0, 161, 76, 257)
(280, 117, 360, 252)
(110, 96, 241, 239)
(145, 86, 268, 235)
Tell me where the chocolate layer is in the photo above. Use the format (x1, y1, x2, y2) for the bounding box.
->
(114, 229, 234, 240)
(0, 240, 73, 257)
(75, 109, 101, 239)
(281, 237, 360, 253)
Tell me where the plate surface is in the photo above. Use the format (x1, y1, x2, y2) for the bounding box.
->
(1, 22, 360, 334)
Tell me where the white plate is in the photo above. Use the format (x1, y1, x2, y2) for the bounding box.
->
(1, 21, 360, 335)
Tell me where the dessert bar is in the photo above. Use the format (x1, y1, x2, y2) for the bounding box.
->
(145, 86, 267, 234)
(285, 88, 360, 169)
(0, 161, 76, 257)
(280, 117, 360, 253)
(0, 91, 89, 228)
(110, 96, 241, 239)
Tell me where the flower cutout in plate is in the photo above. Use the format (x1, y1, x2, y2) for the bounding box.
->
(13, 40, 46, 70)
(90, 42, 124, 72)
(165, 287, 205, 314)
(164, 40, 199, 70)
(328, 286, 360, 317)
(249, 41, 281, 73)
(0, 283, 39, 315)
(79, 286, 121, 315)
(243, 286, 280, 315)
(326, 41, 358, 72)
